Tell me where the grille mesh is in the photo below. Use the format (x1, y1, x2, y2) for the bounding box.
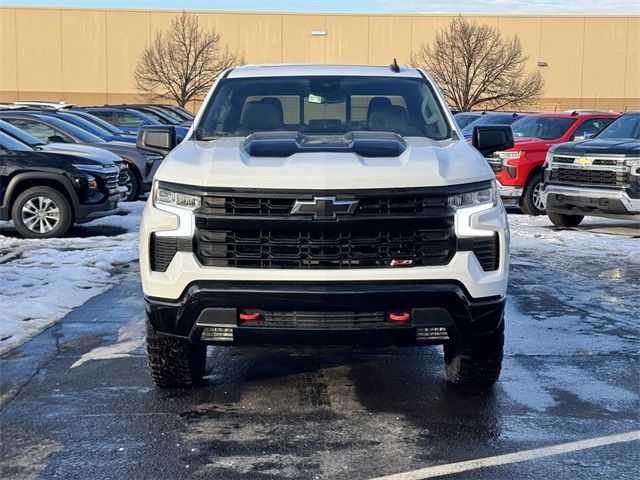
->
(195, 226, 455, 269)
(553, 168, 628, 187)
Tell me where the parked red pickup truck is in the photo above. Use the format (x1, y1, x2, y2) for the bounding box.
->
(485, 111, 620, 215)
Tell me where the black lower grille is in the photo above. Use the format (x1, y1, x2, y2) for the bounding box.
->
(150, 234, 192, 272)
(472, 234, 500, 271)
(195, 226, 455, 269)
(245, 311, 390, 329)
(553, 168, 627, 187)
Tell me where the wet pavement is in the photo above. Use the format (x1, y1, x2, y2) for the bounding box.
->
(1, 222, 639, 479)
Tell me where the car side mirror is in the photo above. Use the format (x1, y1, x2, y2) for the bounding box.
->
(472, 125, 514, 157)
(47, 135, 67, 144)
(137, 125, 177, 155)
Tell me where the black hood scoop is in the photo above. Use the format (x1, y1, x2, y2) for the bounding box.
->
(243, 131, 407, 158)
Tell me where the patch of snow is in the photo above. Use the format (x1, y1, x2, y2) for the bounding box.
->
(71, 315, 144, 368)
(0, 201, 145, 355)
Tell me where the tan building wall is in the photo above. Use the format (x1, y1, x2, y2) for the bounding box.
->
(0, 7, 638, 113)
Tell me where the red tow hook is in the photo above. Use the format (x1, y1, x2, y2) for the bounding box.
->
(388, 312, 411, 322)
(239, 311, 261, 321)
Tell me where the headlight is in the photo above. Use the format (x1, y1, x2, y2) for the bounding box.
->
(624, 158, 640, 167)
(543, 152, 553, 167)
(72, 163, 107, 173)
(448, 182, 497, 210)
(153, 184, 201, 210)
(497, 151, 523, 162)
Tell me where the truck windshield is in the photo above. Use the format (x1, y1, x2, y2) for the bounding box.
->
(596, 114, 640, 140)
(195, 76, 451, 140)
(512, 116, 575, 140)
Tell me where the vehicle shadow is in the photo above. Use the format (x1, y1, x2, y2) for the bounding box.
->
(548, 221, 640, 237)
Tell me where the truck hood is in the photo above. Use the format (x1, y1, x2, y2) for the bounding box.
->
(155, 137, 493, 190)
(40, 142, 122, 166)
(509, 137, 557, 151)
(551, 138, 640, 156)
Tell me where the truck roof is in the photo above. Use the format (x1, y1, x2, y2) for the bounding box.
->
(227, 64, 423, 79)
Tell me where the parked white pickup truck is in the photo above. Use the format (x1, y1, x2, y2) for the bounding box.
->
(137, 63, 514, 389)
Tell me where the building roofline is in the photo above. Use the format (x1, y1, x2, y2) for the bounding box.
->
(1, 5, 638, 19)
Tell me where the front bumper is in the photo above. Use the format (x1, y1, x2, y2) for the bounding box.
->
(146, 281, 505, 346)
(75, 192, 121, 223)
(543, 184, 640, 218)
(496, 180, 523, 206)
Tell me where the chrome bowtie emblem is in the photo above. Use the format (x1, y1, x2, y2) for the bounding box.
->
(291, 196, 359, 219)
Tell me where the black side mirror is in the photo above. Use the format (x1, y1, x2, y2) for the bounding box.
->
(47, 135, 67, 144)
(137, 125, 177, 155)
(472, 125, 514, 157)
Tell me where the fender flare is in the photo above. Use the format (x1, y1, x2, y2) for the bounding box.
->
(1, 172, 80, 219)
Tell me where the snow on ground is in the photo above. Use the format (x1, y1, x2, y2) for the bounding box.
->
(0, 201, 145, 355)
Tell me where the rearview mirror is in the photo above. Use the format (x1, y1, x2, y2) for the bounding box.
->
(137, 125, 177, 155)
(472, 125, 514, 157)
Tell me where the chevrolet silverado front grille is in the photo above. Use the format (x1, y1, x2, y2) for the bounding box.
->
(202, 193, 449, 217)
(195, 226, 455, 269)
(149, 185, 501, 272)
(552, 168, 628, 187)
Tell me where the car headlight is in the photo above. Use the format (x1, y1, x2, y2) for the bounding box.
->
(72, 163, 107, 173)
(624, 158, 640, 167)
(543, 152, 553, 167)
(497, 151, 523, 166)
(448, 182, 497, 210)
(153, 184, 201, 210)
(626, 158, 640, 176)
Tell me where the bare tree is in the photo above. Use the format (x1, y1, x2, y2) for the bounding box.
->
(135, 12, 243, 107)
(410, 17, 544, 111)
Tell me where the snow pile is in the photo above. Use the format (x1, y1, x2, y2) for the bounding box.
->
(0, 202, 144, 355)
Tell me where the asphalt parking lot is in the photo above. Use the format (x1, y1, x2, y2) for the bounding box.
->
(0, 213, 639, 480)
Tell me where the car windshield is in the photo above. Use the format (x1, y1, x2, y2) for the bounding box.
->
(56, 112, 114, 137)
(38, 115, 106, 143)
(136, 108, 177, 125)
(596, 114, 640, 140)
(196, 76, 451, 140)
(0, 131, 33, 151)
(70, 111, 126, 135)
(0, 119, 43, 147)
(461, 114, 521, 135)
(453, 113, 481, 129)
(511, 116, 576, 140)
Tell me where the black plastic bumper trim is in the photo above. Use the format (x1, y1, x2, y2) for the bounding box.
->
(145, 281, 505, 345)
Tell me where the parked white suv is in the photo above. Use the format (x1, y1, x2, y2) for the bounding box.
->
(138, 63, 513, 389)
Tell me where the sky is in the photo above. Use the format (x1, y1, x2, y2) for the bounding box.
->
(7, 0, 640, 15)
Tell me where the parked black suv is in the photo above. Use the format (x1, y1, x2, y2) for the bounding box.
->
(0, 132, 121, 238)
(543, 111, 640, 226)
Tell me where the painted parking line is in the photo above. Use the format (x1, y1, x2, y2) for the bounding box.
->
(370, 430, 640, 480)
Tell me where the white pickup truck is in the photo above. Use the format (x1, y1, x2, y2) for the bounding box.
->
(137, 63, 514, 389)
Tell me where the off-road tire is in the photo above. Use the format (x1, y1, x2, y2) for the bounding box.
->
(443, 322, 504, 388)
(146, 317, 207, 388)
(122, 166, 140, 202)
(520, 174, 546, 216)
(547, 212, 584, 228)
(11, 186, 72, 238)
